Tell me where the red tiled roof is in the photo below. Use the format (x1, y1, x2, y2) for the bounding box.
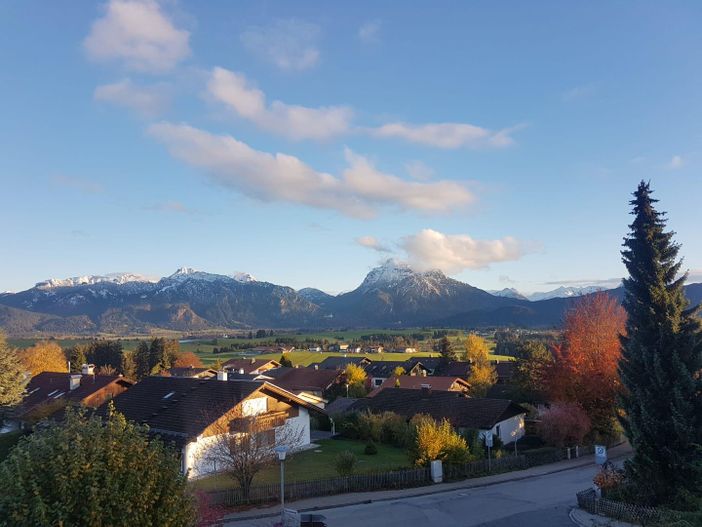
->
(368, 375, 469, 397)
(18, 372, 133, 418)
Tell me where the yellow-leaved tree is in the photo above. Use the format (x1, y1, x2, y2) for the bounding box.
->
(411, 414, 470, 466)
(20, 341, 67, 377)
(343, 363, 367, 397)
(464, 333, 497, 397)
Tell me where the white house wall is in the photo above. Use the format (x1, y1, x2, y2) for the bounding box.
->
(184, 408, 311, 479)
(479, 414, 525, 445)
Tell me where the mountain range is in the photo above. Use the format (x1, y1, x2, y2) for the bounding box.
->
(1, 261, 700, 336)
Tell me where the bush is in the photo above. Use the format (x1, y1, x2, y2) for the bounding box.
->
(335, 450, 358, 476)
(364, 442, 378, 455)
(410, 415, 471, 466)
(0, 406, 195, 526)
(538, 402, 591, 447)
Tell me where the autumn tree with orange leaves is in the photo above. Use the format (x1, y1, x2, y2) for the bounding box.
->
(173, 351, 204, 369)
(20, 341, 68, 377)
(546, 292, 626, 440)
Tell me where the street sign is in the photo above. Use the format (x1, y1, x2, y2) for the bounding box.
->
(485, 434, 493, 448)
(595, 445, 607, 465)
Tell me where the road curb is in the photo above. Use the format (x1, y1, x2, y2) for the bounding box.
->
(222, 448, 631, 525)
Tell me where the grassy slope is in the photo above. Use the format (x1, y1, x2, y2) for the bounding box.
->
(192, 438, 412, 491)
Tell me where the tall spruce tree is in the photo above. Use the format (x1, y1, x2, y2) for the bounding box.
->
(619, 181, 702, 507)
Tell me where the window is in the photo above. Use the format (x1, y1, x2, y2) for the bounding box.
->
(163, 391, 175, 400)
(374, 378, 383, 387)
(495, 425, 501, 438)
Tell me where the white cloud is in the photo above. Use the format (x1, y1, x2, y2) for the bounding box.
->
(240, 19, 320, 71)
(668, 155, 684, 170)
(207, 67, 352, 140)
(404, 160, 435, 181)
(94, 78, 170, 116)
(400, 228, 526, 274)
(371, 122, 517, 149)
(147, 122, 475, 218)
(358, 20, 381, 44)
(84, 0, 190, 73)
(356, 236, 391, 252)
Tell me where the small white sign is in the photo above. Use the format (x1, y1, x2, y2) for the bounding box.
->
(485, 434, 494, 448)
(595, 445, 607, 465)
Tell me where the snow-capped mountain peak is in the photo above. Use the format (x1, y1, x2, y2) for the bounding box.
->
(360, 260, 415, 289)
(230, 271, 256, 283)
(526, 285, 608, 301)
(35, 273, 155, 289)
(488, 287, 528, 300)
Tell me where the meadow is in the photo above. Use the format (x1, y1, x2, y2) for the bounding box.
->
(8, 329, 515, 366)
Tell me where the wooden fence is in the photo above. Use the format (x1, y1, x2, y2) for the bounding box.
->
(576, 488, 663, 525)
(208, 445, 596, 508)
(208, 466, 431, 507)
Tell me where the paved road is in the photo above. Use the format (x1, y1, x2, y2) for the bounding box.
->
(226, 461, 602, 527)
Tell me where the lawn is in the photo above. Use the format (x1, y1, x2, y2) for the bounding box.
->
(191, 438, 412, 492)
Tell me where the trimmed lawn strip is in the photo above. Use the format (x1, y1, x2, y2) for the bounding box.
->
(191, 438, 412, 492)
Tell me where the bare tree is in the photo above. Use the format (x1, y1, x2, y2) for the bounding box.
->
(199, 407, 304, 499)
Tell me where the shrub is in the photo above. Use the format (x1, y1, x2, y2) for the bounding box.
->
(538, 402, 591, 447)
(364, 442, 378, 455)
(335, 450, 358, 476)
(410, 415, 471, 466)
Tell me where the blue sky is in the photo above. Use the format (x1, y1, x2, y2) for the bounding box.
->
(1, 1, 701, 294)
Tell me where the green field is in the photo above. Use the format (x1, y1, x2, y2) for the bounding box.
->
(192, 437, 412, 491)
(8, 330, 515, 366)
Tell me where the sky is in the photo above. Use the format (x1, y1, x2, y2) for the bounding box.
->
(1, 1, 701, 295)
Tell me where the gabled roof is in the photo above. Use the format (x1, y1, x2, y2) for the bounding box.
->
(438, 361, 472, 377)
(164, 367, 217, 378)
(351, 388, 525, 430)
(404, 357, 443, 373)
(221, 358, 281, 374)
(325, 397, 359, 415)
(270, 367, 341, 393)
(18, 372, 133, 418)
(314, 356, 371, 370)
(369, 375, 469, 396)
(109, 376, 324, 442)
(364, 361, 408, 378)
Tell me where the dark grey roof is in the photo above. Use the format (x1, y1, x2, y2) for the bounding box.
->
(109, 376, 261, 440)
(325, 397, 358, 415)
(315, 356, 371, 370)
(351, 388, 525, 430)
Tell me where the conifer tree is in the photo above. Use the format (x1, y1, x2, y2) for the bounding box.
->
(619, 181, 702, 507)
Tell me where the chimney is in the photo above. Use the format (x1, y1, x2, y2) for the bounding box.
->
(217, 370, 228, 381)
(420, 384, 432, 397)
(81, 364, 95, 375)
(314, 364, 319, 370)
(69, 374, 82, 391)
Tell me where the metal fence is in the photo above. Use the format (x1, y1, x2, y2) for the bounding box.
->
(576, 488, 662, 525)
(208, 466, 432, 507)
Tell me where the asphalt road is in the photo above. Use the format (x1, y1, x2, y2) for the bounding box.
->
(227, 461, 602, 527)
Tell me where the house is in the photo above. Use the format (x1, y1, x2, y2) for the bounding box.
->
(365, 345, 384, 354)
(347, 346, 362, 354)
(389, 347, 418, 354)
(268, 367, 342, 402)
(164, 367, 217, 379)
(364, 361, 428, 388)
(308, 345, 322, 352)
(352, 388, 526, 445)
(493, 361, 516, 384)
(248, 345, 294, 355)
(14, 364, 133, 427)
(328, 343, 349, 352)
(312, 356, 372, 371)
(439, 361, 472, 378)
(222, 358, 281, 375)
(404, 357, 443, 375)
(109, 375, 323, 479)
(368, 375, 470, 396)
